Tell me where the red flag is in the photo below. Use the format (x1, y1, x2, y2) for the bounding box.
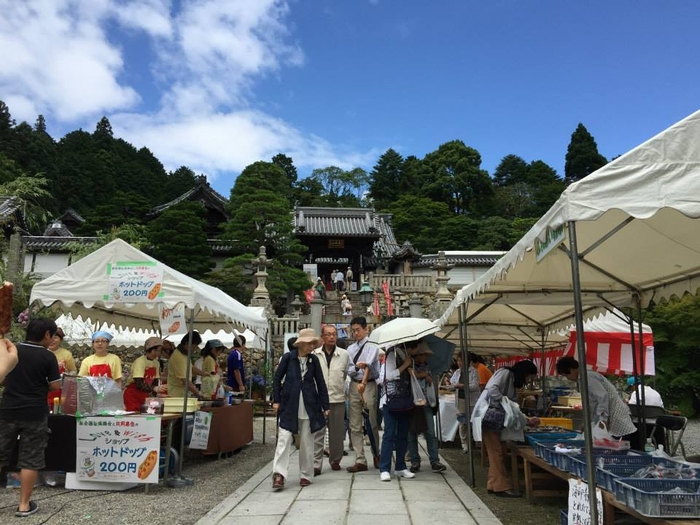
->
(381, 281, 392, 316)
(303, 288, 315, 304)
(373, 291, 380, 316)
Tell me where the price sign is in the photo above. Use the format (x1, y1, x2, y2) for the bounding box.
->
(105, 261, 164, 303)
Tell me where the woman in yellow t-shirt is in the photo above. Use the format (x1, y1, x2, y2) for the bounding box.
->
(123, 337, 167, 411)
(47, 326, 77, 408)
(200, 339, 227, 399)
(78, 331, 123, 387)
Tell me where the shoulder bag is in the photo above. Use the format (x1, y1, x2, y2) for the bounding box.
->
(383, 349, 414, 413)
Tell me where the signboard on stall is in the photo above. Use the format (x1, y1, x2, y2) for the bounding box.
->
(76, 416, 161, 484)
(568, 479, 603, 525)
(159, 303, 187, 336)
(189, 411, 212, 450)
(105, 261, 164, 302)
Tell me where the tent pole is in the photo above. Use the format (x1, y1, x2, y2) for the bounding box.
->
(169, 308, 197, 488)
(635, 295, 647, 442)
(459, 301, 475, 487)
(540, 329, 546, 412)
(627, 308, 644, 440)
(567, 221, 599, 525)
(262, 322, 271, 445)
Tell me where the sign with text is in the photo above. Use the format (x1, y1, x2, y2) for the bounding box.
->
(159, 303, 187, 336)
(189, 411, 213, 450)
(535, 225, 566, 263)
(105, 261, 164, 302)
(77, 416, 161, 484)
(568, 479, 603, 525)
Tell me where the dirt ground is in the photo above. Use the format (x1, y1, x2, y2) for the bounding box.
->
(440, 443, 571, 525)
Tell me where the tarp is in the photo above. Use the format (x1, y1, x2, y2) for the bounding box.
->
(492, 310, 654, 376)
(31, 239, 268, 335)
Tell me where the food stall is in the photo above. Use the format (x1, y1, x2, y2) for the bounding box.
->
(29, 239, 268, 486)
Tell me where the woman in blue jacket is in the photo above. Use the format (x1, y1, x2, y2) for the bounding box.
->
(272, 328, 330, 490)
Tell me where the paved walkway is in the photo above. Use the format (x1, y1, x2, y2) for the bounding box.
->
(196, 443, 502, 525)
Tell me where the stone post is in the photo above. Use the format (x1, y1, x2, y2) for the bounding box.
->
(250, 246, 273, 316)
(309, 297, 323, 334)
(408, 293, 423, 318)
(433, 250, 454, 302)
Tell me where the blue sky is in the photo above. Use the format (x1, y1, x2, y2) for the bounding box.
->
(1, 1, 698, 197)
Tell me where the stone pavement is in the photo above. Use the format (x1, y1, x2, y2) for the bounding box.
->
(196, 444, 502, 525)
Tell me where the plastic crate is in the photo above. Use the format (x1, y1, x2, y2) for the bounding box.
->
(614, 478, 700, 518)
(560, 509, 568, 525)
(525, 431, 579, 446)
(568, 453, 651, 478)
(535, 440, 585, 472)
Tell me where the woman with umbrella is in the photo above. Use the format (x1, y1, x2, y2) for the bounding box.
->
(378, 339, 420, 481)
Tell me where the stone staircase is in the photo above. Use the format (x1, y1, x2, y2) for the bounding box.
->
(321, 290, 364, 323)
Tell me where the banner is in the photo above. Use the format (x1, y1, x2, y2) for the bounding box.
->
(77, 416, 161, 484)
(373, 291, 380, 316)
(189, 411, 213, 450)
(159, 303, 187, 336)
(106, 261, 164, 303)
(381, 281, 393, 317)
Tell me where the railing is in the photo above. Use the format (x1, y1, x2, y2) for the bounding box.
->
(370, 274, 434, 293)
(269, 317, 301, 337)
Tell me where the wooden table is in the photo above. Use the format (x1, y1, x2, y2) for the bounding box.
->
(509, 445, 700, 525)
(196, 401, 254, 457)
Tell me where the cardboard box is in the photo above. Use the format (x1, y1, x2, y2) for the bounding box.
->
(558, 395, 581, 407)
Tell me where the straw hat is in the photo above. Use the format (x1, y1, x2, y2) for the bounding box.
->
(294, 328, 321, 347)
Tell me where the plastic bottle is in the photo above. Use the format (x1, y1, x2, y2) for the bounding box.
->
(53, 397, 61, 415)
(644, 438, 654, 453)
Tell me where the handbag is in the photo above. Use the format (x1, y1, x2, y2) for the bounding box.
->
(481, 406, 506, 432)
(383, 349, 414, 413)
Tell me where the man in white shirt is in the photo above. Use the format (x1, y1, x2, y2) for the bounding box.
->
(313, 325, 350, 473)
(345, 317, 380, 472)
(334, 270, 345, 292)
(627, 377, 664, 408)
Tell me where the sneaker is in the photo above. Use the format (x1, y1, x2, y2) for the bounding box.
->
(15, 501, 39, 517)
(395, 469, 416, 479)
(409, 462, 421, 473)
(431, 462, 447, 473)
(380, 471, 391, 482)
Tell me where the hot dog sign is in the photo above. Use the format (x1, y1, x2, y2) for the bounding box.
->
(105, 261, 164, 303)
(76, 416, 161, 483)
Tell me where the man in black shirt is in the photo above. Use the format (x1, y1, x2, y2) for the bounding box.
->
(0, 318, 60, 518)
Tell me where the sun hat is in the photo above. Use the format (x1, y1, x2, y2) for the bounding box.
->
(417, 346, 434, 355)
(92, 330, 113, 342)
(145, 337, 163, 351)
(293, 328, 321, 347)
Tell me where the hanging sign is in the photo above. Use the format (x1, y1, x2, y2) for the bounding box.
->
(159, 303, 187, 336)
(189, 411, 213, 450)
(76, 416, 161, 484)
(105, 261, 164, 302)
(568, 479, 603, 525)
(535, 225, 566, 263)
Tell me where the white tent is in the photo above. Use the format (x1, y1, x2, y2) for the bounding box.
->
(31, 239, 268, 335)
(438, 108, 700, 338)
(434, 109, 700, 518)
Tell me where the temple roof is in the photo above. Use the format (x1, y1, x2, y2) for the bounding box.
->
(149, 176, 229, 219)
(43, 220, 73, 237)
(0, 196, 24, 226)
(57, 208, 85, 225)
(390, 240, 421, 261)
(23, 235, 237, 254)
(412, 251, 504, 268)
(294, 207, 382, 238)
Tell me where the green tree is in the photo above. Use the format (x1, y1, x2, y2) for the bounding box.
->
(222, 161, 311, 314)
(0, 157, 52, 232)
(162, 166, 198, 203)
(308, 166, 369, 207)
(146, 201, 213, 279)
(386, 195, 453, 253)
(493, 154, 529, 186)
(564, 123, 607, 185)
(643, 294, 700, 416)
(78, 190, 152, 235)
(271, 153, 298, 204)
(421, 140, 493, 216)
(369, 148, 404, 211)
(292, 175, 326, 207)
(67, 224, 149, 261)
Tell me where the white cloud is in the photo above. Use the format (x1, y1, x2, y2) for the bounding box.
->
(0, 0, 373, 179)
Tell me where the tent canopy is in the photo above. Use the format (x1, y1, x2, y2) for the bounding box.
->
(31, 239, 268, 335)
(437, 108, 700, 341)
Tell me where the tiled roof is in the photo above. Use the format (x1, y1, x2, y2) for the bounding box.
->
(24, 236, 97, 251)
(413, 252, 504, 268)
(43, 220, 74, 237)
(57, 208, 85, 224)
(150, 178, 229, 218)
(295, 207, 382, 238)
(0, 196, 22, 223)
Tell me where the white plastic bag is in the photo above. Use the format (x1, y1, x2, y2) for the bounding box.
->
(425, 382, 437, 408)
(410, 371, 426, 406)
